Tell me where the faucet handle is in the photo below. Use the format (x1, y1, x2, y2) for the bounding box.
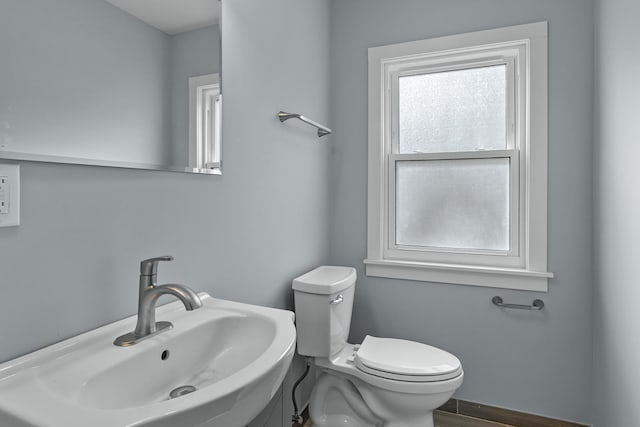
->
(140, 256, 174, 276)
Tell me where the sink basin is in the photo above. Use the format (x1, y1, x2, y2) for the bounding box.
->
(0, 293, 296, 427)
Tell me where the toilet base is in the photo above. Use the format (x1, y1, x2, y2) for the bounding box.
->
(310, 373, 382, 426)
(310, 415, 434, 427)
(310, 371, 448, 427)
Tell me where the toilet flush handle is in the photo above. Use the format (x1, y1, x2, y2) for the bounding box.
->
(330, 295, 344, 305)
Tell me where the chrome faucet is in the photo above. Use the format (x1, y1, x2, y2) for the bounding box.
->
(114, 256, 202, 347)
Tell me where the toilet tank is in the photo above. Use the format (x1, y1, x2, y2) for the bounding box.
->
(292, 266, 356, 358)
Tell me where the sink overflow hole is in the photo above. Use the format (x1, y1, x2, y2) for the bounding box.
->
(161, 350, 170, 361)
(169, 385, 197, 399)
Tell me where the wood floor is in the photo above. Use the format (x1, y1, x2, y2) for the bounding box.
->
(300, 403, 586, 426)
(301, 411, 512, 426)
(435, 410, 513, 427)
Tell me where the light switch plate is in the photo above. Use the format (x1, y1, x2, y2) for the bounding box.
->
(0, 164, 20, 227)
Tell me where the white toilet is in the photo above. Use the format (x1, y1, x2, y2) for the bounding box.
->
(292, 266, 463, 427)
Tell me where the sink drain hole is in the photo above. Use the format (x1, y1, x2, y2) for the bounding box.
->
(161, 350, 170, 361)
(169, 385, 197, 399)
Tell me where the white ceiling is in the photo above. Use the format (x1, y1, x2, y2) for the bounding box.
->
(104, 0, 219, 35)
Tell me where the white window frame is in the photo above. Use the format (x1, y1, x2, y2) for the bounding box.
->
(365, 22, 553, 291)
(189, 73, 222, 174)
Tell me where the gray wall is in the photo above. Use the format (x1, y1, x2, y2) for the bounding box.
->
(222, 0, 331, 422)
(0, 0, 608, 425)
(0, 0, 331, 381)
(328, 0, 594, 423)
(593, 0, 640, 425)
(170, 25, 221, 166)
(0, 0, 172, 165)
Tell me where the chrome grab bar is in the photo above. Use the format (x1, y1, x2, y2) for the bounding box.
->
(330, 295, 344, 305)
(277, 111, 332, 138)
(492, 296, 544, 311)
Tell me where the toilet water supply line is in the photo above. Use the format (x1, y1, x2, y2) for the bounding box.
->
(291, 357, 312, 424)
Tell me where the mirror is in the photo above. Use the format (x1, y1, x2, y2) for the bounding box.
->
(0, 0, 222, 174)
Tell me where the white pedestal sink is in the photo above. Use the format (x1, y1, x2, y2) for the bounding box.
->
(0, 293, 296, 427)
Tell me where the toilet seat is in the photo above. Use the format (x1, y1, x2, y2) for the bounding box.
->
(354, 336, 462, 382)
(316, 343, 464, 395)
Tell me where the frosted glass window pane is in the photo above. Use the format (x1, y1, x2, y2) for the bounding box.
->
(398, 65, 507, 153)
(396, 159, 510, 251)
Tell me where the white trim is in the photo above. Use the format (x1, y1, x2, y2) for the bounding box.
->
(366, 22, 551, 291)
(364, 259, 552, 292)
(367, 22, 547, 64)
(189, 73, 221, 173)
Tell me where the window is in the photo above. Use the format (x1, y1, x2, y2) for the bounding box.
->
(365, 22, 552, 291)
(189, 73, 221, 174)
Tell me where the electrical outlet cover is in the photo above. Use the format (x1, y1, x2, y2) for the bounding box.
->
(0, 164, 20, 227)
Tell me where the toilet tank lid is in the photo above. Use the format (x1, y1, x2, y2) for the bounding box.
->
(292, 266, 356, 294)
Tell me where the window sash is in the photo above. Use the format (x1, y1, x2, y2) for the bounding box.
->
(197, 87, 221, 169)
(202, 92, 222, 169)
(390, 57, 517, 154)
(387, 150, 522, 267)
(385, 56, 521, 268)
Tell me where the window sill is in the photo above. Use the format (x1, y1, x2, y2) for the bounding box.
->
(363, 259, 553, 292)
(184, 166, 221, 175)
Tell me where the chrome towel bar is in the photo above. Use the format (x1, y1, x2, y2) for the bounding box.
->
(278, 111, 332, 138)
(492, 296, 544, 311)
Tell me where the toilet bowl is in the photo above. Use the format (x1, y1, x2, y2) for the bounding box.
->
(292, 266, 463, 427)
